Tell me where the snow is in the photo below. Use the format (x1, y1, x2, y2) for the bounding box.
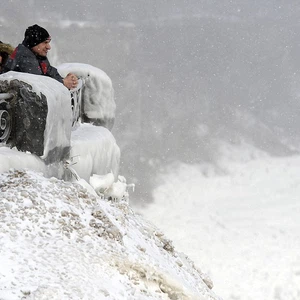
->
(2, 140, 300, 300)
(0, 169, 218, 300)
(90, 172, 115, 193)
(69, 123, 120, 181)
(0, 147, 46, 174)
(0, 122, 120, 182)
(136, 148, 300, 300)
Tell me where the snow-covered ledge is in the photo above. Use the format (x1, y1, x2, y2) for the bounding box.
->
(0, 68, 120, 180)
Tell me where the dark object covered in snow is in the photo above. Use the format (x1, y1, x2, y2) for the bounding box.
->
(0, 79, 49, 157)
(0, 63, 115, 164)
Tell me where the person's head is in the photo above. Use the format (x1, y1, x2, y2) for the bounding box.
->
(23, 24, 51, 57)
(0, 41, 14, 71)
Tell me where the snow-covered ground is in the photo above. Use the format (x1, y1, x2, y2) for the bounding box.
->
(2, 141, 300, 300)
(0, 169, 218, 300)
(137, 149, 300, 300)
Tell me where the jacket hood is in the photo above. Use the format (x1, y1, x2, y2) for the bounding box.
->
(0, 42, 15, 55)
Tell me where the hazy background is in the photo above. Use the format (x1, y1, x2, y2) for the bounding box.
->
(2, 0, 300, 202)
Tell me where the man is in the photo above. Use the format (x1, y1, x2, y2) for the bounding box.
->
(0, 41, 14, 72)
(2, 24, 78, 89)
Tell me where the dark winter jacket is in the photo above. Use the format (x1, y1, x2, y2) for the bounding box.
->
(2, 43, 63, 83)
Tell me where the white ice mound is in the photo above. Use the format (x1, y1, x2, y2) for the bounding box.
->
(0, 170, 219, 300)
(90, 173, 132, 201)
(69, 123, 120, 181)
(0, 123, 120, 181)
(90, 172, 115, 193)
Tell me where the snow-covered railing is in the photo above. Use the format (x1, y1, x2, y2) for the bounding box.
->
(0, 64, 116, 166)
(70, 78, 83, 128)
(58, 63, 116, 130)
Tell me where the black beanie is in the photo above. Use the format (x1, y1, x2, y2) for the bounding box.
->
(23, 24, 51, 48)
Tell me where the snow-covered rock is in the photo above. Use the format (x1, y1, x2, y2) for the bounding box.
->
(0, 72, 72, 163)
(0, 169, 220, 300)
(90, 172, 115, 193)
(0, 121, 120, 181)
(0, 63, 117, 169)
(69, 123, 120, 181)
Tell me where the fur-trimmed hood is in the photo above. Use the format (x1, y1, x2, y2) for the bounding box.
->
(0, 42, 15, 55)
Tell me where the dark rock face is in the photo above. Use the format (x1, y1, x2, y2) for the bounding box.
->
(0, 79, 47, 157)
(0, 79, 71, 164)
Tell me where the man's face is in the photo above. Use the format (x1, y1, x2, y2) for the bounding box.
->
(32, 39, 51, 57)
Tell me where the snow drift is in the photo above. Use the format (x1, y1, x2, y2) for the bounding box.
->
(0, 169, 220, 300)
